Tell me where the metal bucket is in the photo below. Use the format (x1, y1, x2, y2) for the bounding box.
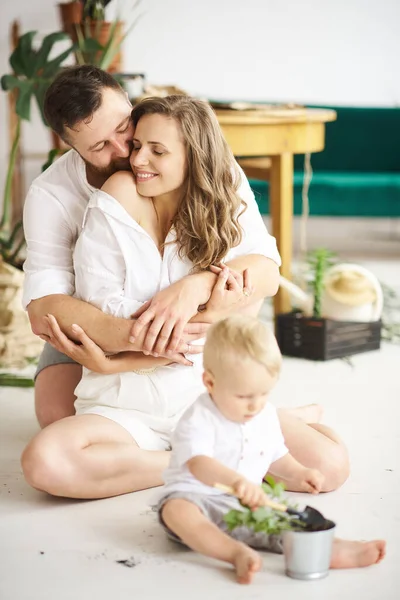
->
(282, 520, 336, 580)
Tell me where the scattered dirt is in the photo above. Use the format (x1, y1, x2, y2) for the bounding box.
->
(116, 558, 138, 568)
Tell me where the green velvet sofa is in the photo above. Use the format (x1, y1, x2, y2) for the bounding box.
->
(248, 106, 400, 217)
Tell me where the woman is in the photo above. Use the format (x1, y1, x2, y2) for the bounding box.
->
(22, 96, 349, 499)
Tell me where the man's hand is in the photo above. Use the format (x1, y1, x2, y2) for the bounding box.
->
(42, 314, 203, 371)
(40, 315, 116, 374)
(129, 277, 207, 356)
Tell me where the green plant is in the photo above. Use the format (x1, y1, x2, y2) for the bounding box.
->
(0, 373, 34, 388)
(74, 19, 119, 70)
(223, 476, 304, 536)
(83, 0, 113, 20)
(306, 248, 337, 318)
(41, 148, 68, 173)
(74, 0, 143, 71)
(0, 31, 74, 267)
(381, 282, 400, 343)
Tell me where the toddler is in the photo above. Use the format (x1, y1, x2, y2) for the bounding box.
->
(156, 315, 386, 584)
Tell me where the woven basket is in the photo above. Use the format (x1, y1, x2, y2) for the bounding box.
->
(0, 260, 43, 368)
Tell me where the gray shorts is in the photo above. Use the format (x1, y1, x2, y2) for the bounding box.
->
(157, 491, 283, 554)
(35, 342, 79, 380)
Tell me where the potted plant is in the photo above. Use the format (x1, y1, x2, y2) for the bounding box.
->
(1, 30, 75, 266)
(224, 476, 301, 536)
(276, 248, 382, 360)
(60, 0, 144, 73)
(58, 1, 84, 35)
(224, 476, 336, 580)
(0, 30, 74, 375)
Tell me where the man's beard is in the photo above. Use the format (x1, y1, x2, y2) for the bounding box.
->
(84, 155, 132, 179)
(73, 138, 134, 185)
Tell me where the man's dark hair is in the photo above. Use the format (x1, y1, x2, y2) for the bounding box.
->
(44, 65, 124, 141)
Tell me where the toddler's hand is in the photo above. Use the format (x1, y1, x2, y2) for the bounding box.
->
(232, 478, 267, 510)
(299, 468, 324, 494)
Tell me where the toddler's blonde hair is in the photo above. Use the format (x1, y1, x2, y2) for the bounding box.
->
(203, 315, 282, 378)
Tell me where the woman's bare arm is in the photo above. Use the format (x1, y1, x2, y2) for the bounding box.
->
(130, 254, 279, 354)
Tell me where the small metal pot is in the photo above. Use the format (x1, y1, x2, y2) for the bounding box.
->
(282, 520, 336, 580)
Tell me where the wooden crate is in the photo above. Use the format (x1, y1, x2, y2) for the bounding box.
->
(276, 312, 381, 360)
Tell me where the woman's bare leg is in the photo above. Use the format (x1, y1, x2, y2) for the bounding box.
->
(282, 404, 323, 424)
(21, 414, 169, 499)
(273, 410, 350, 492)
(162, 499, 262, 584)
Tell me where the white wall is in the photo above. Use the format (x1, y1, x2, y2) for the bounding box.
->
(1, 0, 399, 195)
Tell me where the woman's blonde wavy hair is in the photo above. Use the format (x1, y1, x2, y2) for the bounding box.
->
(131, 95, 246, 271)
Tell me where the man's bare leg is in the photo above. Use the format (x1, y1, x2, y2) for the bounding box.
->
(162, 499, 262, 584)
(330, 539, 386, 568)
(273, 410, 350, 492)
(21, 414, 169, 498)
(35, 364, 82, 428)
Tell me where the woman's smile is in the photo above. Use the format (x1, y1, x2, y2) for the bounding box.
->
(135, 171, 159, 182)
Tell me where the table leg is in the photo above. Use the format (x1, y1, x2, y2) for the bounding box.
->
(269, 153, 294, 316)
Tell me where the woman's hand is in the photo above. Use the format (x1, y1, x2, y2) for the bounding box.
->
(129, 278, 209, 356)
(204, 265, 254, 320)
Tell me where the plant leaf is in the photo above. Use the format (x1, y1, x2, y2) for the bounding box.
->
(273, 482, 285, 497)
(97, 19, 120, 70)
(263, 474, 277, 488)
(33, 31, 71, 75)
(41, 148, 67, 172)
(0, 373, 34, 388)
(9, 31, 36, 75)
(1, 74, 21, 92)
(78, 37, 104, 53)
(252, 507, 271, 522)
(12, 79, 35, 121)
(2, 31, 75, 125)
(33, 80, 50, 124)
(41, 44, 76, 78)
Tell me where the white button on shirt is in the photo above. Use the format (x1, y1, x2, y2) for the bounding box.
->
(161, 393, 288, 498)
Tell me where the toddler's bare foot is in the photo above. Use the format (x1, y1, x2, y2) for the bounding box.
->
(289, 404, 323, 424)
(330, 539, 386, 569)
(232, 545, 262, 584)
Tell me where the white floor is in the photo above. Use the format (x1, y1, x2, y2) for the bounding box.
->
(1, 218, 400, 600)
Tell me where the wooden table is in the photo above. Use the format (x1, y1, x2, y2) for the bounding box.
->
(215, 108, 337, 315)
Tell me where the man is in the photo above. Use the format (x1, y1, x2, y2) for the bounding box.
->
(22, 66, 348, 496)
(24, 65, 280, 428)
